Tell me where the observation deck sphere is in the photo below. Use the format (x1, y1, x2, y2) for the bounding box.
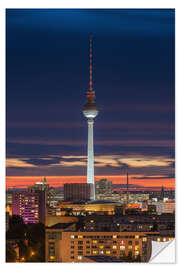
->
(82, 102, 99, 118)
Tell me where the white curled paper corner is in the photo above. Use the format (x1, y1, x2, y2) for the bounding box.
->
(149, 240, 175, 263)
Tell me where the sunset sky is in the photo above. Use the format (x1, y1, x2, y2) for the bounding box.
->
(6, 9, 175, 190)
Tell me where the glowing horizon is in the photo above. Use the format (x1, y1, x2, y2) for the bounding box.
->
(6, 175, 175, 190)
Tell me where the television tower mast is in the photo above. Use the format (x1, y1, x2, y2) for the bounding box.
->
(82, 36, 99, 200)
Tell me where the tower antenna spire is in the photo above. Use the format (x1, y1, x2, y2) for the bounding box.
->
(89, 35, 93, 91)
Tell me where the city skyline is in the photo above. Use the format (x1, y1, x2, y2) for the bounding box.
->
(6, 9, 175, 190)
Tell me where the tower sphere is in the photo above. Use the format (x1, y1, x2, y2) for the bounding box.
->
(82, 102, 99, 118)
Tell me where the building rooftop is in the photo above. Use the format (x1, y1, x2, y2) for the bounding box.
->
(85, 200, 120, 204)
(48, 222, 75, 229)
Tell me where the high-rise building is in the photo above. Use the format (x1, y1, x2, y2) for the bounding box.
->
(64, 183, 91, 202)
(28, 176, 49, 192)
(12, 191, 46, 224)
(82, 36, 99, 200)
(95, 179, 112, 195)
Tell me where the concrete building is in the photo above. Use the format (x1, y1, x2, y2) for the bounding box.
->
(64, 183, 91, 202)
(45, 229, 159, 262)
(152, 201, 175, 215)
(6, 192, 12, 205)
(95, 179, 112, 195)
(82, 36, 99, 200)
(28, 176, 49, 192)
(12, 191, 46, 224)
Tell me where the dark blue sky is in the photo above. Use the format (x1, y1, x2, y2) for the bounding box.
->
(6, 9, 175, 182)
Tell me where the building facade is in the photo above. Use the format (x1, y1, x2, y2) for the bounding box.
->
(64, 183, 91, 202)
(45, 230, 160, 262)
(95, 179, 112, 195)
(12, 191, 46, 224)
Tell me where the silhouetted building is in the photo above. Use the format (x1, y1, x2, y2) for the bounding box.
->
(160, 186, 165, 200)
(64, 183, 91, 202)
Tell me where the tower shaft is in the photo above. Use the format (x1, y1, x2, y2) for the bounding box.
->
(82, 36, 98, 201)
(87, 118, 95, 199)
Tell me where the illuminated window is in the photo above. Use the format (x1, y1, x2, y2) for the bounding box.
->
(78, 256, 82, 260)
(113, 235, 117, 239)
(157, 238, 161, 242)
(93, 250, 97, 254)
(99, 250, 104, 254)
(142, 237, 147, 242)
(120, 246, 125, 250)
(120, 240, 124, 244)
(99, 245, 104, 249)
(90, 220, 94, 223)
(106, 250, 111, 255)
(128, 245, 132, 249)
(135, 251, 139, 255)
(112, 245, 117, 249)
(93, 240, 97, 244)
(49, 256, 55, 260)
(163, 238, 166, 242)
(70, 235, 75, 239)
(135, 246, 139, 251)
(135, 235, 139, 239)
(78, 235, 83, 239)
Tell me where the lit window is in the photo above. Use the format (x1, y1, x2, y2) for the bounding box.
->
(135, 246, 139, 251)
(49, 256, 55, 260)
(142, 237, 147, 242)
(157, 238, 161, 242)
(120, 246, 125, 250)
(99, 250, 104, 254)
(93, 240, 97, 244)
(128, 245, 132, 249)
(99, 245, 104, 249)
(135, 251, 139, 255)
(106, 250, 111, 255)
(112, 245, 117, 249)
(78, 235, 83, 239)
(71, 235, 75, 239)
(135, 235, 139, 239)
(163, 238, 166, 242)
(120, 240, 124, 244)
(113, 235, 117, 239)
(93, 250, 97, 254)
(78, 256, 82, 260)
(90, 220, 94, 223)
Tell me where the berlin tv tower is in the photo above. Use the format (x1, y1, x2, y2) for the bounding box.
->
(82, 36, 99, 200)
